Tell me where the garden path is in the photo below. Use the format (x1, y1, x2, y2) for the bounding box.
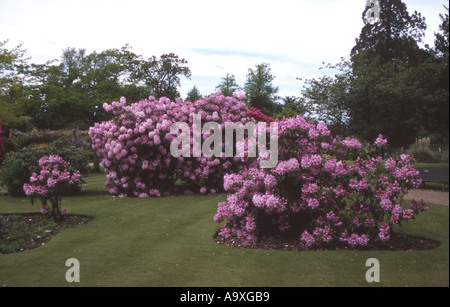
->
(405, 189, 449, 206)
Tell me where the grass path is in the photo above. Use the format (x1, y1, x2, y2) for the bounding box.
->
(0, 174, 448, 287)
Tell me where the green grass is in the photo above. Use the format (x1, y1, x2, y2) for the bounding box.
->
(414, 163, 449, 170)
(0, 173, 448, 287)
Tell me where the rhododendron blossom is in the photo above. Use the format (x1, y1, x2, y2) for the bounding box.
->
(214, 114, 427, 249)
(90, 92, 257, 197)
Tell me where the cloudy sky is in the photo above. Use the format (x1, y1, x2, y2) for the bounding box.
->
(1, 0, 448, 99)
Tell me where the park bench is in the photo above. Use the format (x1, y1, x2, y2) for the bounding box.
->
(417, 168, 449, 190)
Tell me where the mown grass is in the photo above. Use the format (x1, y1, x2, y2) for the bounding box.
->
(414, 163, 449, 170)
(0, 173, 448, 287)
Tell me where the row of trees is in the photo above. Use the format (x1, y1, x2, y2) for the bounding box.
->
(0, 43, 192, 131)
(187, 65, 305, 120)
(1, 40, 287, 131)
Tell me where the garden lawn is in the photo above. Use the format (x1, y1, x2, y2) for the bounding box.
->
(414, 163, 449, 170)
(0, 174, 448, 287)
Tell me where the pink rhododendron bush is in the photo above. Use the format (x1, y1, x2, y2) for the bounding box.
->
(89, 92, 252, 197)
(23, 155, 81, 217)
(214, 115, 428, 250)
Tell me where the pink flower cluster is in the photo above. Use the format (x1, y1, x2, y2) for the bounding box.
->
(89, 92, 253, 197)
(246, 107, 277, 124)
(214, 115, 428, 248)
(23, 155, 81, 216)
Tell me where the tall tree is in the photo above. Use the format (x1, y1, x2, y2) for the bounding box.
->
(413, 5, 449, 145)
(434, 6, 449, 59)
(133, 53, 191, 101)
(302, 65, 350, 127)
(215, 73, 240, 97)
(351, 0, 427, 68)
(0, 40, 30, 125)
(302, 0, 440, 147)
(22, 45, 150, 130)
(244, 63, 281, 116)
(348, 0, 430, 146)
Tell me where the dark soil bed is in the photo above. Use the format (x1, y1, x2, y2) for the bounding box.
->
(215, 232, 441, 252)
(0, 213, 93, 254)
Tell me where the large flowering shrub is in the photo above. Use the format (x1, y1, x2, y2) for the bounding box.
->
(23, 155, 81, 217)
(89, 91, 254, 197)
(214, 115, 428, 248)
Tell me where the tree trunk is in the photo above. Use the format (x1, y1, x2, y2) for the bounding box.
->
(92, 153, 101, 173)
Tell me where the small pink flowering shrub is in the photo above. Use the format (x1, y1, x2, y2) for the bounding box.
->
(23, 155, 81, 217)
(214, 116, 428, 249)
(89, 92, 252, 197)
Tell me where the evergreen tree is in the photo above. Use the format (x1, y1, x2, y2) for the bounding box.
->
(215, 73, 240, 97)
(185, 86, 202, 102)
(244, 63, 281, 117)
(351, 0, 427, 68)
(347, 0, 430, 146)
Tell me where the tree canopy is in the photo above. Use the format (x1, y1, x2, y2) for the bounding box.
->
(302, 1, 449, 147)
(10, 46, 194, 130)
(244, 63, 281, 117)
(0, 40, 30, 125)
(216, 74, 241, 97)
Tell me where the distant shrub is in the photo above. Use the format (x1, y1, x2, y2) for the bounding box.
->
(0, 141, 89, 196)
(407, 137, 449, 163)
(9, 128, 91, 151)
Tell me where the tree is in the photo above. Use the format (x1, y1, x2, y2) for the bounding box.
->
(185, 86, 202, 102)
(0, 40, 30, 126)
(133, 53, 191, 101)
(216, 74, 240, 97)
(22, 45, 150, 130)
(347, 0, 431, 146)
(21, 45, 151, 172)
(275, 96, 309, 120)
(244, 63, 281, 117)
(434, 6, 449, 59)
(301, 1, 443, 147)
(302, 61, 351, 129)
(351, 0, 427, 68)
(412, 6, 449, 145)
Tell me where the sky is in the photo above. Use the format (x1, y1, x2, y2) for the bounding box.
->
(1, 0, 448, 99)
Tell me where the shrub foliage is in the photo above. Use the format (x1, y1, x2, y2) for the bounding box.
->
(214, 115, 428, 248)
